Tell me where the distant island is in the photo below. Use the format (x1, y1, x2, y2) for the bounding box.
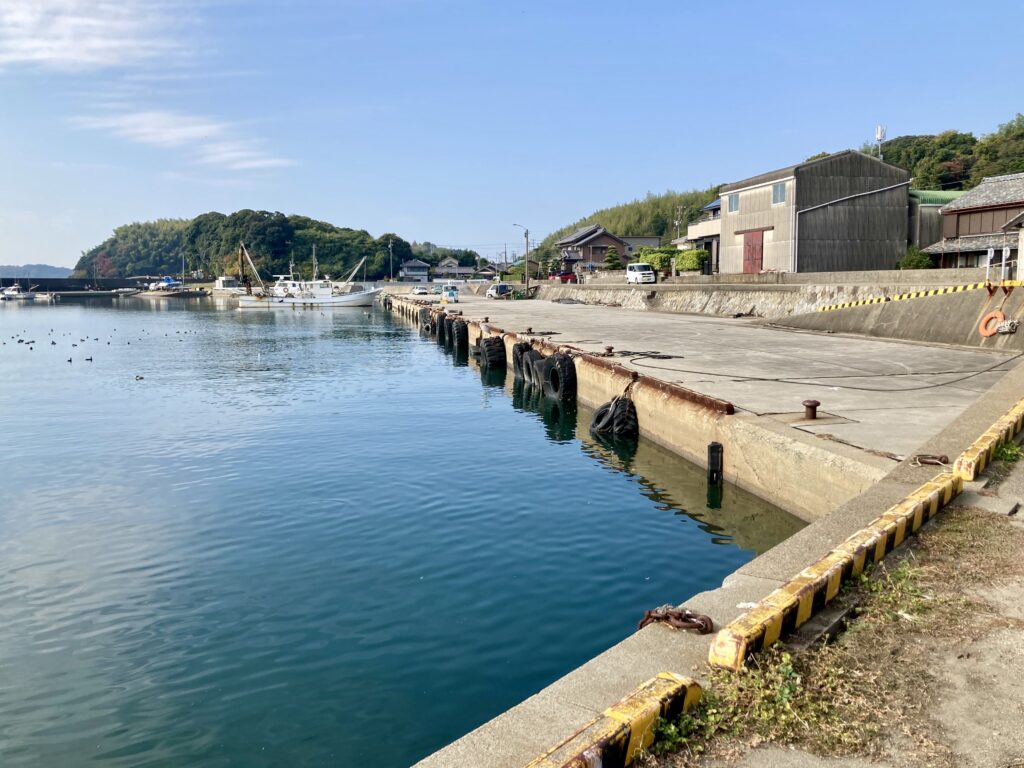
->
(0, 264, 73, 278)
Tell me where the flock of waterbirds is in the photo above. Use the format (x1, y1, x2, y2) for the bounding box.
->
(4, 326, 203, 376)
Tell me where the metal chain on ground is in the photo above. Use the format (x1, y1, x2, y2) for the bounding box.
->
(637, 605, 714, 634)
(910, 454, 950, 467)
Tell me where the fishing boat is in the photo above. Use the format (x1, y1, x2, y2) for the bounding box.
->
(136, 277, 208, 298)
(135, 253, 209, 298)
(1, 284, 36, 301)
(236, 243, 381, 309)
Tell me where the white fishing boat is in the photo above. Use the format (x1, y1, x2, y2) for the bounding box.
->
(1, 284, 36, 301)
(236, 244, 381, 309)
(136, 277, 208, 298)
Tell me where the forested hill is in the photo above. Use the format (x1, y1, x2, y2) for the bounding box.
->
(870, 113, 1024, 191)
(532, 188, 720, 263)
(73, 211, 479, 281)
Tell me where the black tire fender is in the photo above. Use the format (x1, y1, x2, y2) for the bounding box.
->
(590, 398, 618, 434)
(479, 336, 506, 369)
(452, 320, 469, 354)
(521, 349, 544, 385)
(541, 353, 576, 402)
(511, 342, 532, 379)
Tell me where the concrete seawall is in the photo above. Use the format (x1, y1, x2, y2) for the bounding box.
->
(531, 282, 999, 321)
(392, 296, 890, 522)
(776, 286, 1024, 350)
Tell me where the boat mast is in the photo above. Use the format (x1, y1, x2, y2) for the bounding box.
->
(312, 243, 318, 281)
(239, 242, 266, 293)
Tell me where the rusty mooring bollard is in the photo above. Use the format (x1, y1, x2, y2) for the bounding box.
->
(802, 399, 821, 420)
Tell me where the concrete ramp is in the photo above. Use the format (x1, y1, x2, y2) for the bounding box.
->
(776, 286, 1024, 350)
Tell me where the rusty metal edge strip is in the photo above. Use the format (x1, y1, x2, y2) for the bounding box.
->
(388, 296, 736, 417)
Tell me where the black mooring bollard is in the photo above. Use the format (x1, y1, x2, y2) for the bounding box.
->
(707, 442, 724, 488)
(707, 441, 724, 510)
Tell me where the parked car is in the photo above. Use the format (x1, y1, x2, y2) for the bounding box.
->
(442, 284, 459, 303)
(625, 262, 656, 284)
(551, 271, 578, 284)
(486, 282, 514, 299)
(430, 284, 443, 294)
(411, 285, 429, 295)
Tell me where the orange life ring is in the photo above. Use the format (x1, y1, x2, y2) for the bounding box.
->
(979, 310, 1005, 338)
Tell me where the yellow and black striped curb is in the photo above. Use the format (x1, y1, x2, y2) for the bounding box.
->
(954, 399, 1024, 481)
(816, 280, 1024, 313)
(525, 673, 702, 768)
(707, 471, 961, 672)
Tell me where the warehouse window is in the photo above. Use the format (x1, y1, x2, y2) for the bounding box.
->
(728, 194, 739, 213)
(772, 181, 786, 205)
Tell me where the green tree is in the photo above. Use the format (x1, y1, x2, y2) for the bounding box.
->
(898, 247, 934, 270)
(970, 114, 1024, 185)
(603, 246, 622, 269)
(676, 249, 709, 271)
(536, 187, 719, 256)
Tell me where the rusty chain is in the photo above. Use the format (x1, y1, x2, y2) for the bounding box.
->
(637, 605, 714, 634)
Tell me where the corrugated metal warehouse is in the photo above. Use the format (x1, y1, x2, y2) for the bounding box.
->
(718, 151, 910, 274)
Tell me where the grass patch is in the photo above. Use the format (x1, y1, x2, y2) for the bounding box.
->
(646, 506, 1024, 768)
(994, 441, 1023, 463)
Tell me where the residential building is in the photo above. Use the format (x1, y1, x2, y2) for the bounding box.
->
(718, 150, 910, 274)
(673, 199, 722, 271)
(908, 190, 964, 251)
(476, 263, 499, 279)
(434, 255, 476, 280)
(398, 259, 430, 282)
(555, 225, 629, 270)
(621, 236, 661, 259)
(923, 172, 1024, 269)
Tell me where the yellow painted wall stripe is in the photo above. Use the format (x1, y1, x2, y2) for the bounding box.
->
(526, 673, 702, 768)
(817, 281, 1024, 313)
(711, 396, 1020, 672)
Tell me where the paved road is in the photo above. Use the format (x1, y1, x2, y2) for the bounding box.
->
(448, 294, 1019, 459)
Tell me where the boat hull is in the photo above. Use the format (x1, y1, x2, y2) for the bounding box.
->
(237, 288, 381, 309)
(135, 290, 209, 299)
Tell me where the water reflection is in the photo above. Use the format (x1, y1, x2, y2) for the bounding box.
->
(576, 412, 803, 553)
(511, 379, 578, 444)
(412, 310, 804, 554)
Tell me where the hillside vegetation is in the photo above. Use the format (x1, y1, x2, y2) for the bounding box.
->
(869, 113, 1024, 191)
(73, 211, 480, 281)
(532, 188, 719, 264)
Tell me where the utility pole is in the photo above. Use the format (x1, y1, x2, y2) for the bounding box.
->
(513, 224, 529, 295)
(674, 205, 683, 239)
(388, 238, 393, 281)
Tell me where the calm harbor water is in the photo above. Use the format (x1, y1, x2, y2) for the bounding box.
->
(0, 299, 802, 767)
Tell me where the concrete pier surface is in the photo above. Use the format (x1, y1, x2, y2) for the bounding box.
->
(442, 294, 1018, 461)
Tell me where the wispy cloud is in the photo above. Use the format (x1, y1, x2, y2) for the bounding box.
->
(72, 110, 293, 171)
(0, 0, 188, 71)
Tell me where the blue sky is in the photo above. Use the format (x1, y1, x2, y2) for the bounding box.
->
(0, 0, 1018, 267)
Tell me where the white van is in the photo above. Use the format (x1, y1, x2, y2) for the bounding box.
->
(441, 283, 459, 303)
(625, 262, 656, 284)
